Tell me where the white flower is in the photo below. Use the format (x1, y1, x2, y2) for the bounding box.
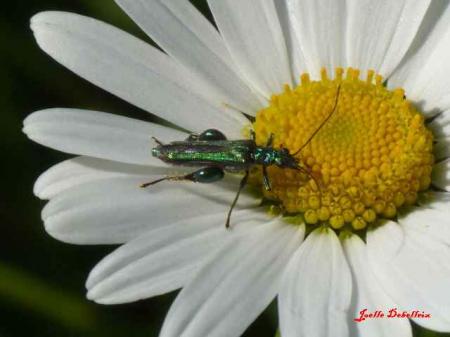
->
(23, 1, 450, 337)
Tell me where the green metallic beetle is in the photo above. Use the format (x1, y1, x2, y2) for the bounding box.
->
(143, 86, 341, 227)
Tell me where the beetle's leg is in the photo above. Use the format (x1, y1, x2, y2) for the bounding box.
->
(226, 170, 249, 229)
(140, 174, 187, 188)
(200, 129, 227, 141)
(262, 165, 272, 191)
(152, 137, 164, 146)
(266, 133, 274, 147)
(140, 167, 224, 188)
(188, 167, 225, 183)
(186, 133, 199, 141)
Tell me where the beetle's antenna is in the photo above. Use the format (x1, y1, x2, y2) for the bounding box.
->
(295, 165, 322, 195)
(222, 102, 246, 115)
(152, 137, 164, 146)
(292, 84, 341, 156)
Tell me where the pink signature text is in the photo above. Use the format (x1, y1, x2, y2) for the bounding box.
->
(354, 308, 431, 323)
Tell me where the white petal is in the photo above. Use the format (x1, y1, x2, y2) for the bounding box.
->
(397, 206, 450, 246)
(279, 228, 352, 337)
(428, 110, 450, 138)
(31, 12, 248, 136)
(434, 137, 450, 160)
(287, 0, 347, 79)
(23, 108, 185, 166)
(115, 0, 263, 115)
(42, 177, 259, 244)
(429, 111, 450, 159)
(346, 0, 431, 78)
(343, 235, 412, 337)
(367, 220, 450, 331)
(418, 190, 450, 212)
(274, 0, 307, 83)
(208, 0, 293, 98)
(34, 156, 179, 200)
(388, 2, 450, 114)
(86, 209, 264, 304)
(160, 220, 304, 337)
(432, 159, 450, 191)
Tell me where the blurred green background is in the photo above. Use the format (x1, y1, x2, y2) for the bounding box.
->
(0, 1, 448, 337)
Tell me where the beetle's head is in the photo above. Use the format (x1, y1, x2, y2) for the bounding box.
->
(275, 148, 300, 169)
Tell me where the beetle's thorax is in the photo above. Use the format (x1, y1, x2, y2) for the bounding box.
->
(253, 147, 296, 168)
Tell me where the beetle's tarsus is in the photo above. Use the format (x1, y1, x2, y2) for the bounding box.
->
(266, 133, 274, 147)
(249, 129, 256, 142)
(226, 170, 249, 229)
(262, 166, 272, 191)
(141, 174, 190, 188)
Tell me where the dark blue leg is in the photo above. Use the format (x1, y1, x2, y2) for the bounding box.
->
(262, 166, 272, 191)
(141, 167, 224, 188)
(226, 170, 249, 228)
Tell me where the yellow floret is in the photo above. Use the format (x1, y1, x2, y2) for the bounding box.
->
(251, 68, 434, 231)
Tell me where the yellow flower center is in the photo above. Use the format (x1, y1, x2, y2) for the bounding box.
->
(251, 68, 434, 231)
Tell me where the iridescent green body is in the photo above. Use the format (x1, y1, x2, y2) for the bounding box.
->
(152, 139, 297, 171)
(148, 83, 341, 227)
(148, 128, 310, 228)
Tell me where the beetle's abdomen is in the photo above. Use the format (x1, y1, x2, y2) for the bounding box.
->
(152, 140, 255, 168)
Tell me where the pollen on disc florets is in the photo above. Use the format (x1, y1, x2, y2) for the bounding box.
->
(251, 68, 434, 231)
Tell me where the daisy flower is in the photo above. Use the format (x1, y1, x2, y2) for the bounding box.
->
(23, 0, 450, 336)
